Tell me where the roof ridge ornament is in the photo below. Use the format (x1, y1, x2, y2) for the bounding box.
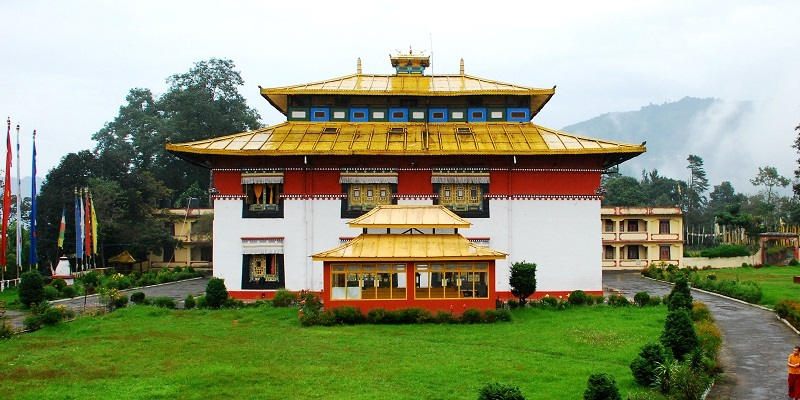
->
(390, 48, 430, 75)
(460, 58, 464, 75)
(356, 57, 362, 75)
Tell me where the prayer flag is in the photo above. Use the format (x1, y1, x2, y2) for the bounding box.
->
(15, 124, 21, 271)
(75, 187, 82, 260)
(90, 192, 98, 255)
(1, 118, 11, 268)
(57, 208, 66, 249)
(29, 130, 37, 267)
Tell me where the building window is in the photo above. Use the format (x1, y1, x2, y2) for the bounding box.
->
(200, 246, 212, 262)
(659, 220, 670, 234)
(415, 263, 488, 299)
(434, 183, 489, 218)
(389, 108, 408, 122)
(243, 183, 283, 218)
(331, 263, 406, 300)
(660, 245, 671, 260)
(604, 219, 614, 232)
(342, 183, 395, 217)
(350, 108, 368, 122)
(627, 246, 640, 260)
(310, 107, 330, 121)
(627, 220, 638, 232)
(242, 254, 285, 289)
(468, 108, 486, 122)
(604, 245, 615, 260)
(507, 108, 529, 121)
(429, 108, 448, 122)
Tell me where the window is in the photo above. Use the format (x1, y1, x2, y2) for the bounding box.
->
(456, 127, 472, 134)
(392, 112, 404, 118)
(415, 263, 488, 299)
(510, 111, 526, 119)
(200, 246, 212, 262)
(604, 219, 614, 232)
(322, 127, 339, 134)
(331, 264, 406, 300)
(243, 183, 283, 218)
(627, 246, 640, 260)
(472, 111, 483, 119)
(627, 220, 638, 232)
(353, 111, 366, 119)
(604, 245, 615, 260)
(436, 183, 488, 217)
(660, 245, 671, 260)
(659, 220, 670, 234)
(350, 108, 368, 122)
(242, 254, 285, 289)
(433, 112, 445, 119)
(342, 183, 394, 217)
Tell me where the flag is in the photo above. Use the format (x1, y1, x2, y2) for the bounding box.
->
(29, 130, 37, 267)
(90, 192, 98, 255)
(78, 189, 85, 260)
(75, 188, 82, 260)
(15, 124, 21, 271)
(1, 118, 11, 268)
(84, 188, 91, 257)
(57, 208, 66, 249)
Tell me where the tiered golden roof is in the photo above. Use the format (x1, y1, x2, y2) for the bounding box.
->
(311, 234, 506, 261)
(348, 205, 471, 229)
(165, 121, 644, 167)
(260, 74, 555, 117)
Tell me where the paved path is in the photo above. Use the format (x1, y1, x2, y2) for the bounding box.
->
(604, 271, 797, 400)
(6, 277, 210, 330)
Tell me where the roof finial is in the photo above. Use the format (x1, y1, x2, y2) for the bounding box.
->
(459, 58, 464, 75)
(357, 57, 362, 74)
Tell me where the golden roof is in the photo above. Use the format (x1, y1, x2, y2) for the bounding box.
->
(348, 205, 471, 229)
(108, 250, 137, 264)
(260, 74, 555, 117)
(311, 234, 506, 262)
(166, 122, 645, 165)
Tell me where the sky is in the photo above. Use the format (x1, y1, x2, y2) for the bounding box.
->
(1, 0, 799, 193)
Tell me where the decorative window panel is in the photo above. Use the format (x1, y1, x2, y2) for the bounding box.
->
(467, 108, 487, 122)
(350, 108, 369, 122)
(507, 107, 529, 122)
(288, 108, 309, 121)
(429, 108, 448, 122)
(449, 109, 467, 122)
(370, 109, 388, 121)
(438, 184, 483, 211)
(346, 184, 392, 211)
(389, 108, 409, 122)
(410, 109, 427, 121)
(242, 252, 285, 290)
(310, 107, 330, 122)
(243, 178, 283, 218)
(331, 108, 348, 121)
(487, 108, 505, 121)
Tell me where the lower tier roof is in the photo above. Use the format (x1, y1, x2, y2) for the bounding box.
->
(311, 234, 507, 262)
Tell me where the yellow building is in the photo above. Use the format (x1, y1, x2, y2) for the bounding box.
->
(147, 208, 213, 271)
(601, 207, 683, 269)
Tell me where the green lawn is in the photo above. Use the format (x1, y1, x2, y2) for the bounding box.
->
(0, 305, 667, 400)
(0, 287, 22, 310)
(696, 265, 800, 307)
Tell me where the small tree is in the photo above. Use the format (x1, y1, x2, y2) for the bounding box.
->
(667, 276, 693, 312)
(661, 310, 699, 361)
(477, 382, 526, 400)
(19, 270, 45, 308)
(583, 373, 621, 400)
(630, 342, 666, 386)
(509, 261, 537, 305)
(205, 277, 228, 309)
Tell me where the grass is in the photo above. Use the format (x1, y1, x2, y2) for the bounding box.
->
(0, 305, 667, 400)
(696, 264, 800, 307)
(0, 287, 22, 310)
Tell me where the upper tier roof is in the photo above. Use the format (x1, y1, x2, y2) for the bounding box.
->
(165, 121, 645, 168)
(311, 234, 506, 262)
(349, 205, 471, 229)
(259, 74, 556, 118)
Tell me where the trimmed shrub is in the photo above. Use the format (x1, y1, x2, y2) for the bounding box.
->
(153, 297, 176, 309)
(81, 270, 100, 288)
(271, 289, 296, 307)
(666, 291, 692, 312)
(130, 292, 146, 304)
(509, 261, 537, 305)
(507, 299, 520, 309)
(699, 244, 750, 258)
(568, 290, 588, 306)
(589, 295, 605, 305)
(225, 298, 245, 309)
(51, 278, 67, 291)
(19, 270, 45, 307)
(478, 382, 526, 400)
(205, 277, 228, 309)
(23, 315, 42, 331)
(184, 295, 196, 309)
(691, 302, 712, 322)
(539, 296, 558, 308)
(195, 295, 208, 309)
(44, 285, 60, 301)
(790, 258, 800, 266)
(41, 307, 65, 325)
(461, 308, 482, 324)
(633, 292, 650, 307)
(583, 373, 621, 400)
(647, 296, 662, 307)
(112, 294, 128, 309)
(397, 307, 432, 324)
(61, 285, 77, 298)
(331, 306, 364, 324)
(630, 343, 666, 387)
(366, 308, 391, 324)
(607, 294, 629, 307)
(435, 310, 456, 324)
(661, 310, 699, 360)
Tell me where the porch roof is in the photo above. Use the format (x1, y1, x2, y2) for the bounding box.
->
(348, 205, 471, 229)
(311, 234, 506, 262)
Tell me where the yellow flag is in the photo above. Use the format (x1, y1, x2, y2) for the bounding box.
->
(90, 192, 98, 254)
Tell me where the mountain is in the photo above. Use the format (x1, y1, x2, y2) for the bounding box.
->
(562, 96, 756, 190)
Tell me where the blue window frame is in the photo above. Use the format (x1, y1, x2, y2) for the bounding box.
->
(507, 108, 529, 122)
(389, 108, 409, 122)
(429, 108, 448, 122)
(350, 108, 369, 122)
(310, 107, 330, 122)
(467, 108, 487, 122)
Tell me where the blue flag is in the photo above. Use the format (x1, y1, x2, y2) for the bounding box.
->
(75, 188, 82, 260)
(29, 131, 37, 267)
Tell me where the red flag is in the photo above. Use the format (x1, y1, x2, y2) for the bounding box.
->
(2, 118, 12, 268)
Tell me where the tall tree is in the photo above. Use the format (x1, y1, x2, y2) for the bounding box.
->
(750, 166, 790, 204)
(601, 175, 646, 206)
(684, 155, 709, 227)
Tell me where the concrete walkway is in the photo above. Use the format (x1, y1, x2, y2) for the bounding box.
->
(604, 271, 797, 400)
(5, 277, 210, 331)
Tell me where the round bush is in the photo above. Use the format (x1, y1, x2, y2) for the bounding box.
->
(630, 343, 666, 387)
(461, 308, 483, 324)
(153, 297, 176, 309)
(271, 289, 296, 307)
(647, 296, 662, 307)
(112, 294, 129, 309)
(41, 307, 64, 326)
(61, 285, 77, 298)
(478, 382, 526, 400)
(184, 294, 196, 309)
(23, 315, 42, 331)
(19, 270, 45, 307)
(507, 299, 520, 309)
(583, 373, 621, 400)
(568, 290, 588, 306)
(607, 294, 629, 307)
(81, 271, 100, 288)
(205, 277, 228, 309)
(130, 292, 146, 304)
(633, 292, 650, 307)
(50, 278, 67, 291)
(44, 285, 60, 301)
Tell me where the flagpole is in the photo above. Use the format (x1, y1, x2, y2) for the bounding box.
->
(29, 130, 37, 272)
(1, 117, 8, 287)
(15, 123, 21, 278)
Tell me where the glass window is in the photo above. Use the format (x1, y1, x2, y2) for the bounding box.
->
(433, 112, 444, 119)
(659, 220, 670, 234)
(604, 245, 615, 260)
(243, 183, 282, 217)
(627, 246, 640, 260)
(242, 254, 284, 289)
(604, 219, 614, 232)
(510, 111, 526, 119)
(330, 263, 406, 300)
(415, 263, 488, 299)
(627, 220, 638, 232)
